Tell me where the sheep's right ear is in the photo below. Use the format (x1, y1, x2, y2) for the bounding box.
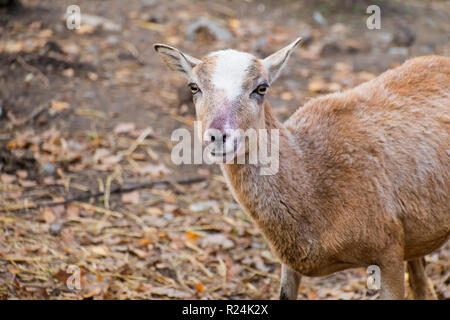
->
(262, 37, 302, 84)
(154, 44, 201, 78)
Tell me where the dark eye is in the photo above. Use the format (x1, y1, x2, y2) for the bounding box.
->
(254, 84, 268, 96)
(189, 83, 200, 94)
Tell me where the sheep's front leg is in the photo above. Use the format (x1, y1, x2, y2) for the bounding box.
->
(379, 256, 405, 299)
(279, 264, 301, 300)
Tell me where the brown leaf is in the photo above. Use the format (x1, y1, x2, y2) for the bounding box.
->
(17, 170, 28, 179)
(195, 282, 205, 293)
(76, 25, 95, 35)
(19, 179, 37, 187)
(38, 29, 53, 38)
(308, 78, 327, 92)
(150, 287, 190, 298)
(280, 91, 293, 101)
(42, 208, 56, 224)
(62, 68, 74, 77)
(51, 100, 70, 112)
(1, 173, 16, 184)
(138, 163, 171, 177)
(83, 287, 102, 299)
(54, 269, 71, 284)
(93, 148, 111, 163)
(129, 247, 149, 259)
(101, 155, 121, 165)
(90, 246, 109, 257)
(113, 122, 136, 134)
(66, 204, 80, 218)
(185, 231, 200, 243)
(307, 289, 317, 300)
(121, 191, 140, 204)
(163, 203, 178, 213)
(130, 152, 146, 161)
(137, 237, 153, 246)
(137, 282, 153, 292)
(87, 72, 98, 81)
(146, 207, 162, 215)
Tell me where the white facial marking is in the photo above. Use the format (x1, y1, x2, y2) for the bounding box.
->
(209, 50, 255, 100)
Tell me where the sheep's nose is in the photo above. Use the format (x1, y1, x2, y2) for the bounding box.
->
(204, 129, 229, 145)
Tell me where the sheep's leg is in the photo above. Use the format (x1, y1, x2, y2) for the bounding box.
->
(279, 264, 301, 300)
(378, 257, 405, 300)
(407, 258, 437, 300)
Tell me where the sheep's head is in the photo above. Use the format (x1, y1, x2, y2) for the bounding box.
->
(154, 38, 301, 162)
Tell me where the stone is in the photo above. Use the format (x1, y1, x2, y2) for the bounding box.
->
(50, 223, 62, 236)
(186, 18, 232, 42)
(41, 162, 56, 175)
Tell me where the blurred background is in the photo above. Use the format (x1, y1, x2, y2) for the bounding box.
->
(0, 0, 449, 299)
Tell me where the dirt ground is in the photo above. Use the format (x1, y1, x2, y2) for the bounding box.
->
(0, 0, 448, 299)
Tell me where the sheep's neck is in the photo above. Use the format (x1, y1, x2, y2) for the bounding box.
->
(220, 102, 312, 258)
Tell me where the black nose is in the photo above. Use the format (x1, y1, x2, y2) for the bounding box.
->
(209, 131, 228, 143)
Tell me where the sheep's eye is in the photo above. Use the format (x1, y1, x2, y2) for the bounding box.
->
(255, 84, 268, 96)
(189, 83, 199, 94)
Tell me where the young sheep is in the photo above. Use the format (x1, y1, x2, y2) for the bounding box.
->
(154, 38, 450, 299)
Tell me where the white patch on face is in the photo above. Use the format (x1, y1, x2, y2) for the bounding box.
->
(209, 49, 255, 100)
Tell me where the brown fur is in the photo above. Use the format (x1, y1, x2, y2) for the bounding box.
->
(221, 56, 449, 299)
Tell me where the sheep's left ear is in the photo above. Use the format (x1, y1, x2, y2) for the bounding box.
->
(262, 37, 302, 83)
(154, 43, 201, 78)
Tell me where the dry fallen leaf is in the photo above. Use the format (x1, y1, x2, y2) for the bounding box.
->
(146, 207, 162, 215)
(38, 29, 53, 38)
(42, 208, 56, 224)
(1, 173, 16, 184)
(19, 179, 37, 187)
(185, 231, 201, 243)
(280, 91, 293, 101)
(195, 282, 205, 293)
(51, 100, 70, 112)
(54, 269, 71, 284)
(308, 78, 327, 92)
(87, 72, 98, 81)
(101, 155, 121, 165)
(93, 148, 111, 163)
(150, 287, 191, 298)
(121, 191, 140, 204)
(17, 170, 28, 179)
(137, 237, 152, 246)
(138, 163, 171, 177)
(114, 122, 136, 134)
(90, 245, 109, 256)
(62, 68, 74, 77)
(66, 204, 80, 218)
(76, 25, 95, 35)
(129, 247, 149, 259)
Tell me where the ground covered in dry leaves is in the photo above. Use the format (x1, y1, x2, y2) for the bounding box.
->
(0, 0, 449, 299)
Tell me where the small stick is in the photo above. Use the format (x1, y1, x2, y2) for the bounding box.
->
(41, 176, 206, 207)
(16, 56, 49, 87)
(0, 176, 205, 212)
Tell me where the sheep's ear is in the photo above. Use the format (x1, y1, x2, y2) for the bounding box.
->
(154, 44, 201, 78)
(262, 37, 302, 83)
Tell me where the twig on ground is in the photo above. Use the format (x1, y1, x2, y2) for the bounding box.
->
(120, 127, 154, 157)
(44, 176, 205, 207)
(15, 56, 50, 87)
(0, 176, 205, 212)
(7, 103, 48, 129)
